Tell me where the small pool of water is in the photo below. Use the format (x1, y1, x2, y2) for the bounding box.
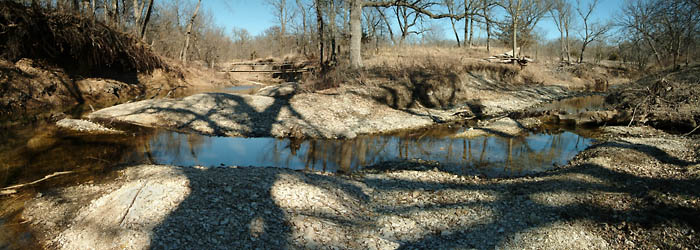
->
(224, 85, 260, 92)
(535, 95, 607, 114)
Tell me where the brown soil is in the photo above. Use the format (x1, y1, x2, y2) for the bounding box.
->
(0, 58, 184, 123)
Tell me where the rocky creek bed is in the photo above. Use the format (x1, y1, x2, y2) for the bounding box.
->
(3, 68, 700, 249)
(10, 126, 699, 249)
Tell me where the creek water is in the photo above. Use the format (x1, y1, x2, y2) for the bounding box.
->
(0, 93, 604, 248)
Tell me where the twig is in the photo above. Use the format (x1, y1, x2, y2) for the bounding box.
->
(119, 181, 147, 227)
(628, 96, 649, 127)
(87, 156, 111, 164)
(0, 171, 74, 194)
(683, 124, 700, 136)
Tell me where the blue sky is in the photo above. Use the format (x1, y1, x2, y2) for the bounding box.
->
(203, 0, 623, 41)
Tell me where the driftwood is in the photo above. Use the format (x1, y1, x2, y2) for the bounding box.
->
(684, 124, 700, 136)
(0, 171, 74, 195)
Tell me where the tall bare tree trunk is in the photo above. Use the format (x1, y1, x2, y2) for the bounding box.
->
(112, 0, 119, 28)
(512, 0, 522, 59)
(468, 14, 474, 48)
(484, 4, 490, 52)
(512, 16, 517, 58)
(349, 0, 363, 68)
(315, 0, 325, 67)
(181, 0, 201, 64)
(463, 0, 468, 47)
(449, 16, 461, 47)
(565, 27, 570, 62)
(296, 0, 307, 55)
(329, 0, 337, 63)
(103, 0, 109, 24)
(140, 0, 154, 40)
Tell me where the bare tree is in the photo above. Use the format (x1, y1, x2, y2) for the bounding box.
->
(315, 0, 326, 67)
(350, 0, 485, 68)
(140, 0, 154, 40)
(394, 1, 431, 46)
(497, 0, 551, 58)
(575, 0, 609, 63)
(377, 6, 398, 45)
(295, 0, 308, 55)
(464, 0, 475, 48)
(267, 0, 295, 54)
(549, 0, 573, 62)
(481, 0, 496, 51)
(618, 0, 699, 68)
(443, 0, 463, 47)
(349, 0, 362, 67)
(181, 0, 201, 64)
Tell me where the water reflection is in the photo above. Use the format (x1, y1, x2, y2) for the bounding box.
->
(536, 95, 607, 114)
(131, 128, 593, 177)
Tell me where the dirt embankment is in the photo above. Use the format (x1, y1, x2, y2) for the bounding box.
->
(0, 2, 233, 123)
(606, 65, 700, 134)
(19, 126, 699, 249)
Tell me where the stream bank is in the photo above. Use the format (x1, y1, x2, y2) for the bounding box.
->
(14, 125, 699, 249)
(2, 63, 699, 249)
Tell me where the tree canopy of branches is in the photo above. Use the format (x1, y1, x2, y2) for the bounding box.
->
(619, 0, 700, 68)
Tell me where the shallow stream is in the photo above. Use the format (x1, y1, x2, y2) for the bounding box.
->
(0, 93, 605, 248)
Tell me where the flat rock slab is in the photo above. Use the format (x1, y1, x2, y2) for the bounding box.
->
(87, 92, 446, 139)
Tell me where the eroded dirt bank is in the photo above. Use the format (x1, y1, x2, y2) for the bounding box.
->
(20, 126, 699, 249)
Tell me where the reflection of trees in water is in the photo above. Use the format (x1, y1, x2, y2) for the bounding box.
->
(143, 131, 211, 165)
(157, 127, 590, 176)
(0, 124, 160, 188)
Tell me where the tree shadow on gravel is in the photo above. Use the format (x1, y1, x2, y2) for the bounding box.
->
(102, 91, 323, 138)
(362, 140, 700, 249)
(147, 167, 370, 249)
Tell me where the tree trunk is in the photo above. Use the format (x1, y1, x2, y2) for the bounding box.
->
(315, 0, 325, 67)
(468, 15, 474, 48)
(103, 0, 109, 24)
(329, 0, 337, 63)
(559, 26, 565, 61)
(111, 0, 119, 28)
(133, 0, 142, 34)
(182, 0, 201, 64)
(378, 8, 397, 45)
(296, 0, 307, 55)
(449, 17, 461, 47)
(140, 0, 154, 40)
(646, 39, 663, 66)
(512, 16, 517, 59)
(349, 0, 363, 68)
(484, 5, 490, 52)
(565, 29, 570, 62)
(579, 43, 587, 63)
(463, 0, 468, 47)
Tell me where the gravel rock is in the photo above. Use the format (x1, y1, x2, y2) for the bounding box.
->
(56, 118, 123, 134)
(21, 126, 699, 249)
